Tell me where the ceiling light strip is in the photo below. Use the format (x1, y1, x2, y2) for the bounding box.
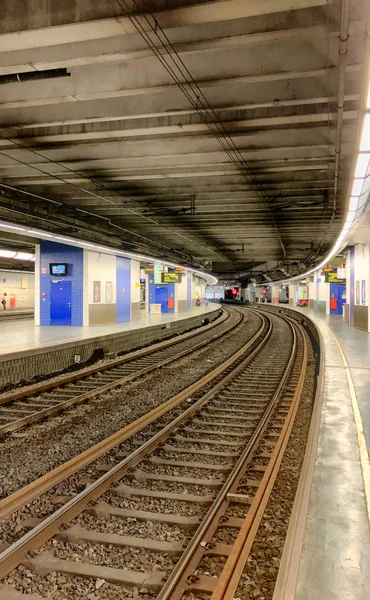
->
(255, 76, 370, 286)
(0, 222, 218, 285)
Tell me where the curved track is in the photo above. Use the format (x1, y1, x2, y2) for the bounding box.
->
(0, 309, 309, 600)
(0, 307, 242, 437)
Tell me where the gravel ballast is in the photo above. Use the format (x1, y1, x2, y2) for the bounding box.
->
(0, 309, 261, 499)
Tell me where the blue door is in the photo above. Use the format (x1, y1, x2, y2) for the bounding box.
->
(50, 281, 72, 325)
(337, 284, 346, 316)
(330, 283, 346, 315)
(155, 286, 168, 313)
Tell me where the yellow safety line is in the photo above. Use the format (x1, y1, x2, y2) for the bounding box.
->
(325, 325, 370, 524)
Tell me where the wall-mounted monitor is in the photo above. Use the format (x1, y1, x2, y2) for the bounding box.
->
(49, 263, 69, 276)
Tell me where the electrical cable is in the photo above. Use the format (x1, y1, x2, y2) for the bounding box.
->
(0, 137, 221, 259)
(0, 180, 199, 262)
(114, 0, 287, 256)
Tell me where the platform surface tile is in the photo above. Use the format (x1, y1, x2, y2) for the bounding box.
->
(0, 303, 220, 356)
(293, 309, 370, 600)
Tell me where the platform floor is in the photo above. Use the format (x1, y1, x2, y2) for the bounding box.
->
(0, 303, 219, 356)
(293, 309, 370, 600)
(0, 308, 33, 321)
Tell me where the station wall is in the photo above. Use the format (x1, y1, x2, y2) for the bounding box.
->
(85, 251, 116, 325)
(193, 275, 206, 307)
(130, 260, 141, 320)
(345, 244, 369, 331)
(176, 275, 187, 312)
(205, 286, 224, 300)
(316, 276, 330, 315)
(0, 271, 35, 309)
(35, 241, 206, 326)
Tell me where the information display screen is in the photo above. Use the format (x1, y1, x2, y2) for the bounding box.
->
(49, 263, 69, 276)
(162, 272, 180, 283)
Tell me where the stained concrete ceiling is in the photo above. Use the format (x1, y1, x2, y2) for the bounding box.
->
(0, 0, 368, 282)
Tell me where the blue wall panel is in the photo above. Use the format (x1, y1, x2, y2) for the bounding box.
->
(40, 241, 83, 326)
(349, 246, 355, 326)
(148, 280, 175, 313)
(187, 272, 192, 310)
(116, 257, 131, 322)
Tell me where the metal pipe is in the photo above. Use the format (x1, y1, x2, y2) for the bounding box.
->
(332, 0, 350, 219)
(0, 68, 70, 85)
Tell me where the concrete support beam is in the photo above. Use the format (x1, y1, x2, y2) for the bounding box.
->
(0, 1, 328, 50)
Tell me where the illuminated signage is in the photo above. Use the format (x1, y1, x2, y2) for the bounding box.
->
(154, 264, 167, 283)
(328, 272, 345, 283)
(162, 272, 180, 283)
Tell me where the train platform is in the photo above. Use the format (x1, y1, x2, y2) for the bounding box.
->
(0, 309, 33, 322)
(0, 303, 221, 388)
(269, 306, 370, 600)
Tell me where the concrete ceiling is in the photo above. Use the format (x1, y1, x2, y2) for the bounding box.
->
(0, 0, 368, 282)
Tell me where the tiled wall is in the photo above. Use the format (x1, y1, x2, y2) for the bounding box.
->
(39, 241, 83, 326)
(116, 256, 131, 323)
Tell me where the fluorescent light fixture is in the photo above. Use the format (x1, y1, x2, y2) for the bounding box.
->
(355, 153, 370, 178)
(0, 222, 218, 284)
(0, 249, 35, 261)
(14, 252, 35, 260)
(360, 114, 370, 151)
(351, 178, 364, 196)
(345, 211, 356, 224)
(54, 236, 76, 243)
(0, 223, 26, 231)
(349, 196, 359, 211)
(28, 230, 55, 237)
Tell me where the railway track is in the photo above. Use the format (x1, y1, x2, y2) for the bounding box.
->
(0, 307, 243, 438)
(0, 310, 309, 600)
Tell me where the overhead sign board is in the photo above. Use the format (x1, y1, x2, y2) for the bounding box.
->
(328, 272, 345, 284)
(162, 272, 180, 283)
(154, 264, 167, 283)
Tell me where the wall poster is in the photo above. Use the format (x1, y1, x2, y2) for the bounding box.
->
(106, 281, 113, 303)
(93, 281, 101, 303)
(356, 280, 360, 305)
(362, 280, 366, 305)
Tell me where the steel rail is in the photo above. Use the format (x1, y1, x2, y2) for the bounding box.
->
(156, 315, 300, 600)
(210, 322, 307, 600)
(0, 307, 229, 405)
(0, 310, 264, 522)
(0, 310, 272, 579)
(0, 307, 241, 437)
(0, 309, 230, 405)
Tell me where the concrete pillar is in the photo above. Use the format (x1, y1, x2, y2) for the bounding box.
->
(271, 285, 279, 304)
(130, 260, 141, 321)
(176, 273, 188, 312)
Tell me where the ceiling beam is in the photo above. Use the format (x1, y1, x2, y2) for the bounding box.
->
(0, 0, 328, 52)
